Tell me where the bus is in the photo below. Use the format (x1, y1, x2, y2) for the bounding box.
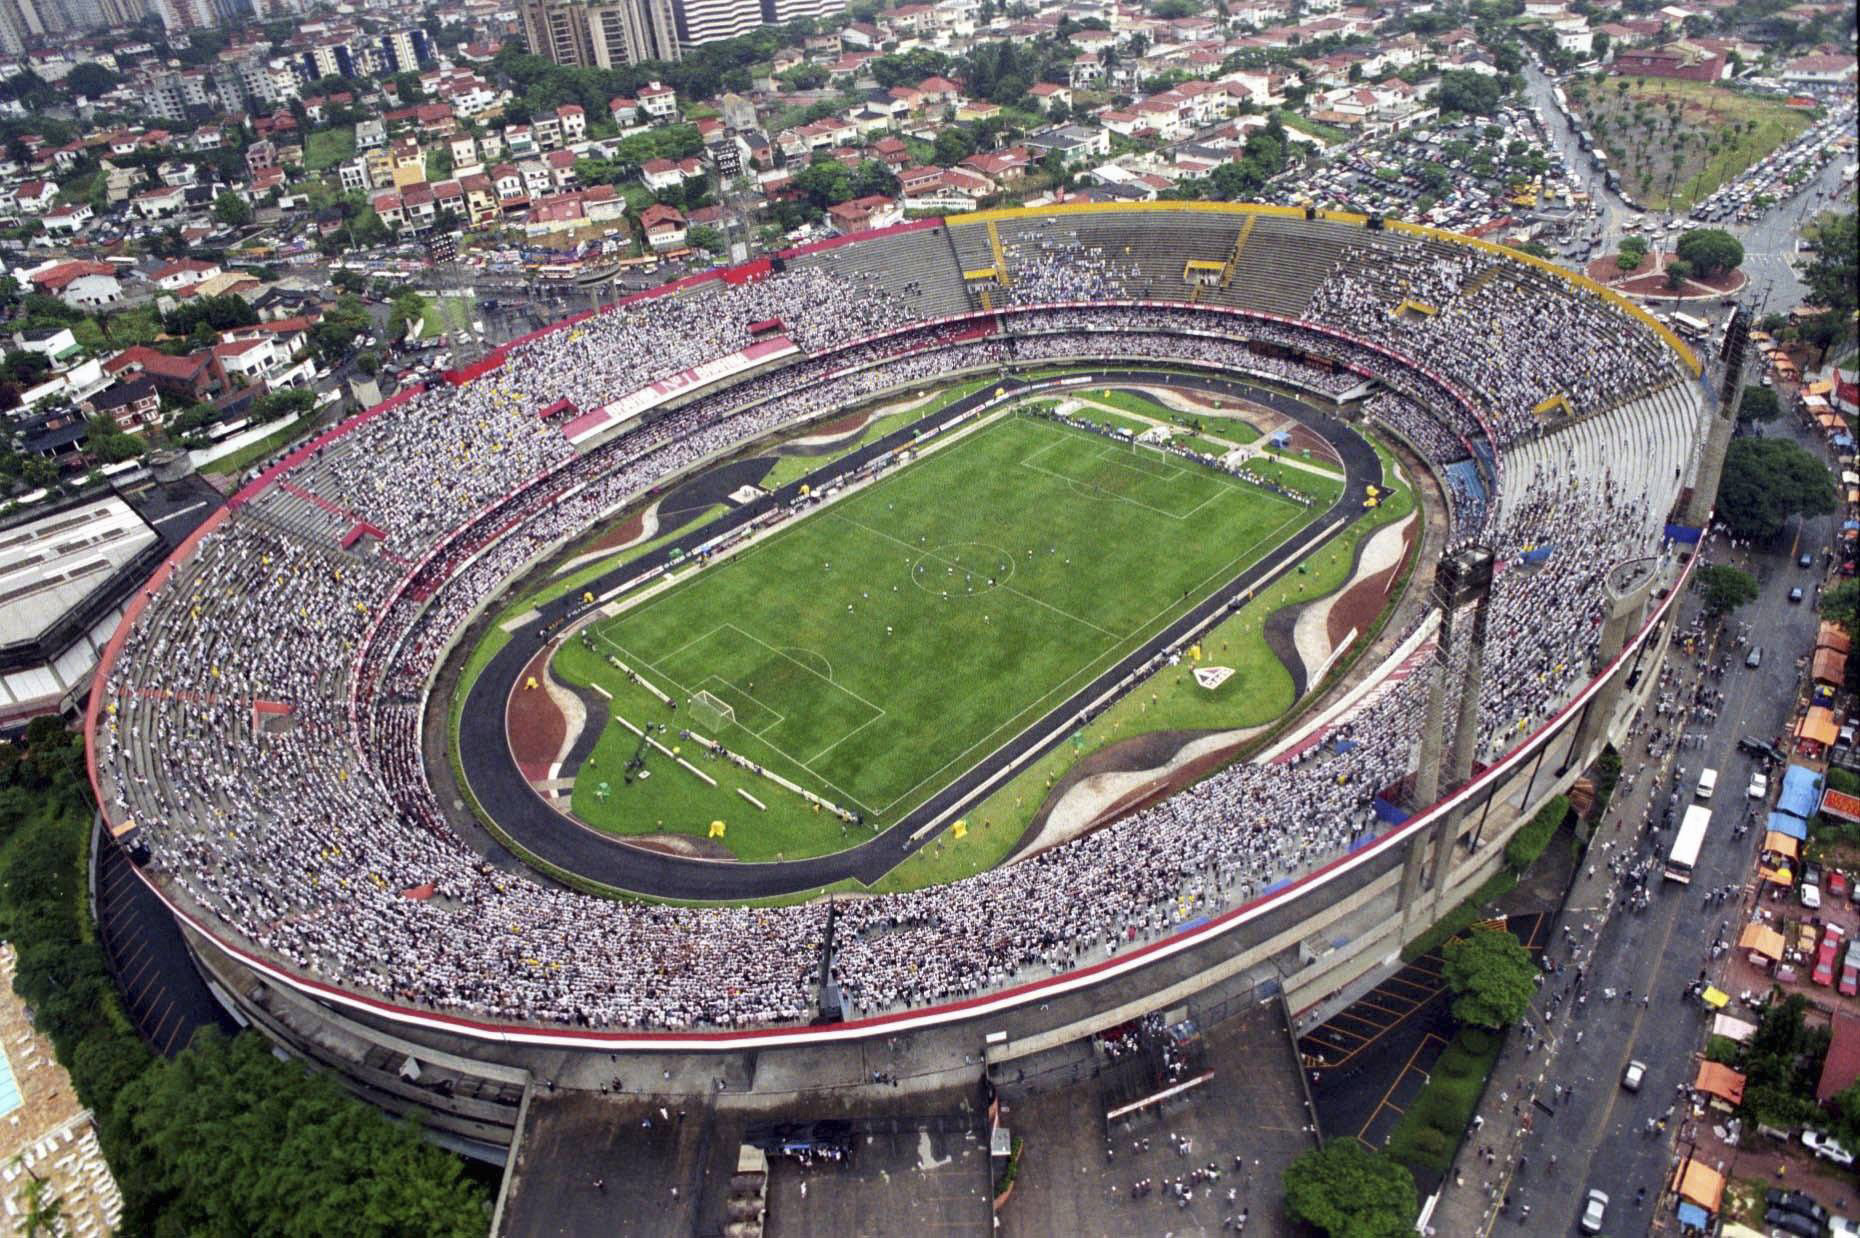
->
(1666, 804, 1712, 883)
(1672, 312, 1711, 339)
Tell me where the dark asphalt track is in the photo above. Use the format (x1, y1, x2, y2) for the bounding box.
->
(455, 365, 1381, 899)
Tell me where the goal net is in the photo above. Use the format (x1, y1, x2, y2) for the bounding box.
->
(690, 689, 735, 732)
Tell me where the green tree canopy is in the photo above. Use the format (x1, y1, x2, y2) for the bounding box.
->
(1436, 69, 1503, 116)
(1675, 228, 1743, 277)
(1803, 211, 1856, 320)
(113, 1030, 487, 1235)
(1283, 1139, 1418, 1238)
(1717, 436, 1836, 542)
(1820, 578, 1857, 629)
(1697, 564, 1759, 617)
(1736, 384, 1780, 422)
(212, 191, 252, 228)
(1441, 928, 1536, 1029)
(1616, 234, 1648, 272)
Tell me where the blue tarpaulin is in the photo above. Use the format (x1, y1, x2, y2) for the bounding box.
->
(1664, 523, 1704, 545)
(1372, 796, 1411, 824)
(1780, 764, 1824, 819)
(1269, 430, 1291, 448)
(1520, 544, 1555, 564)
(1767, 811, 1808, 841)
(1676, 1201, 1710, 1229)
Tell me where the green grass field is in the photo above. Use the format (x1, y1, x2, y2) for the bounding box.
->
(552, 412, 1319, 858)
(420, 294, 475, 340)
(304, 126, 356, 173)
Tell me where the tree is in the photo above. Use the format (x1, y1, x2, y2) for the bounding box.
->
(1802, 212, 1856, 320)
(212, 191, 252, 228)
(1736, 385, 1780, 422)
(1283, 1139, 1418, 1238)
(1664, 256, 1694, 290)
(1717, 437, 1836, 542)
(1616, 234, 1648, 272)
(65, 63, 120, 98)
(687, 223, 726, 255)
(1675, 228, 1743, 277)
(1821, 579, 1858, 629)
(112, 1030, 487, 1235)
(1441, 928, 1536, 1029)
(1697, 564, 1759, 617)
(1437, 69, 1502, 116)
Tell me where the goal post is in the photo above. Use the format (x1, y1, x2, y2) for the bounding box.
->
(690, 689, 735, 732)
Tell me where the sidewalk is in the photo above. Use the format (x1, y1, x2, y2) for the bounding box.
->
(1425, 616, 1718, 1235)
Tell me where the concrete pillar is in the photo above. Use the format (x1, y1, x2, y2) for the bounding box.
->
(1685, 403, 1735, 528)
(1569, 559, 1659, 770)
(1412, 610, 1453, 810)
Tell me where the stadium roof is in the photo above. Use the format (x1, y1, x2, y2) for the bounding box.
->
(0, 496, 157, 652)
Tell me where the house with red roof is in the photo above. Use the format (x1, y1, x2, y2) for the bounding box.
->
(14, 179, 56, 213)
(639, 203, 686, 251)
(104, 345, 226, 403)
(152, 258, 221, 292)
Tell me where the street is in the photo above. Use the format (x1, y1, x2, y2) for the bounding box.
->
(1430, 410, 1839, 1235)
(1519, 61, 1851, 313)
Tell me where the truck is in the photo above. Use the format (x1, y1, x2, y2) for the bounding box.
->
(1666, 805, 1711, 882)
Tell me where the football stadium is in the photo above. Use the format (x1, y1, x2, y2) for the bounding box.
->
(86, 204, 1725, 1169)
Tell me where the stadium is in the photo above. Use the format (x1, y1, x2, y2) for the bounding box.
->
(85, 203, 1726, 1164)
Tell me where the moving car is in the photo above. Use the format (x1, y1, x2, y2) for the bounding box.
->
(1747, 646, 1764, 668)
(1622, 1060, 1646, 1091)
(1791, 586, 1805, 603)
(1698, 768, 1719, 799)
(1581, 1188, 1609, 1234)
(1800, 552, 1815, 568)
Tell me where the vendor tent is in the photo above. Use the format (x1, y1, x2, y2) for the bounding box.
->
(1738, 922, 1785, 962)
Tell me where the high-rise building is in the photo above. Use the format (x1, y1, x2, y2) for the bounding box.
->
(96, 0, 146, 25)
(519, 0, 680, 67)
(379, 28, 433, 74)
(760, 0, 844, 24)
(671, 0, 761, 46)
(589, 0, 679, 66)
(154, 0, 218, 32)
(0, 0, 46, 55)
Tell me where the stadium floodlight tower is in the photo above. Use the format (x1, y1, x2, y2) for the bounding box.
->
(1685, 301, 1752, 526)
(1400, 544, 1495, 935)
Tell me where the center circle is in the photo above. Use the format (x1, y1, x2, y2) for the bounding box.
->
(909, 541, 1017, 597)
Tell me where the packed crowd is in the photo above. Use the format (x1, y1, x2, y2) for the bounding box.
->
(1306, 238, 1677, 439)
(96, 235, 1695, 1031)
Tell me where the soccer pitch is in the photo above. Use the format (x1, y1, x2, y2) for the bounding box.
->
(557, 412, 1321, 857)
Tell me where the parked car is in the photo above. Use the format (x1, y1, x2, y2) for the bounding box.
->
(1842, 941, 1860, 998)
(1749, 771, 1770, 799)
(1831, 871, 1850, 901)
(1814, 923, 1845, 984)
(1769, 1188, 1831, 1225)
(1805, 1130, 1855, 1165)
(1581, 1188, 1610, 1234)
(1772, 1208, 1823, 1238)
(1622, 1060, 1646, 1091)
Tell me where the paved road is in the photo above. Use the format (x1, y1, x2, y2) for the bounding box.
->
(1520, 62, 1850, 311)
(454, 368, 1380, 900)
(1431, 412, 1838, 1235)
